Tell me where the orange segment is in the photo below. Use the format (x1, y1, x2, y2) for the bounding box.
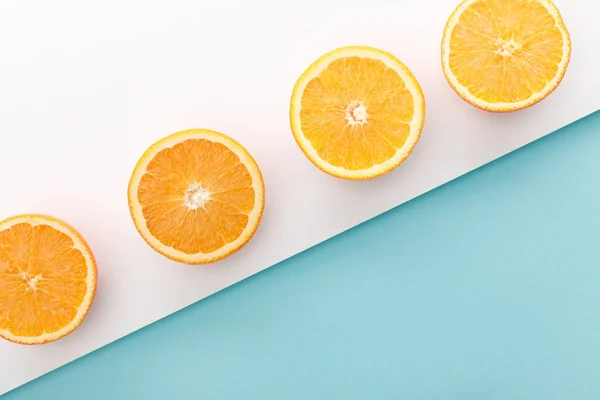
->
(290, 46, 425, 180)
(441, 0, 571, 112)
(128, 129, 265, 264)
(0, 215, 97, 345)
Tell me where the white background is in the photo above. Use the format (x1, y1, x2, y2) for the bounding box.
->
(0, 0, 598, 395)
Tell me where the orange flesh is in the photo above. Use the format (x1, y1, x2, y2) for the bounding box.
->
(300, 57, 414, 170)
(0, 223, 88, 337)
(448, 0, 564, 103)
(138, 138, 255, 254)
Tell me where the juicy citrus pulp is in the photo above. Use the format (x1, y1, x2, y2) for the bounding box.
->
(128, 129, 265, 264)
(0, 215, 97, 345)
(290, 46, 426, 180)
(441, 0, 571, 112)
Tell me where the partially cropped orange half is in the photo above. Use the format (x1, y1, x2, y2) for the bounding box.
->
(128, 129, 265, 265)
(290, 46, 425, 180)
(441, 0, 571, 112)
(0, 215, 97, 345)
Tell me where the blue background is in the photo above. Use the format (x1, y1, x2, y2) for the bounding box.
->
(4, 112, 600, 399)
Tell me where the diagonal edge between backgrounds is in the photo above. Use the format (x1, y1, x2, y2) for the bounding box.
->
(2, 109, 599, 397)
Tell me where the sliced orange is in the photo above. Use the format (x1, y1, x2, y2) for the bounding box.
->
(128, 129, 265, 265)
(441, 0, 571, 112)
(0, 214, 97, 345)
(290, 46, 426, 180)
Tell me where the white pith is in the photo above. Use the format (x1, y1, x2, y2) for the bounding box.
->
(345, 100, 369, 125)
(184, 183, 211, 210)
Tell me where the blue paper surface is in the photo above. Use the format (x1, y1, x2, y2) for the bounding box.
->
(4, 111, 600, 399)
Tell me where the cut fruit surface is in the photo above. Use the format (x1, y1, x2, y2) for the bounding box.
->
(128, 129, 265, 264)
(290, 46, 425, 180)
(0, 215, 97, 345)
(441, 0, 571, 112)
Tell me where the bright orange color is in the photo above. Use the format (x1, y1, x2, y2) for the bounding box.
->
(0, 215, 97, 345)
(128, 129, 265, 265)
(441, 0, 571, 112)
(290, 46, 426, 180)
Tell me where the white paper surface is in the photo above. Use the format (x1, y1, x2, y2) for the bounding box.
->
(0, 0, 598, 394)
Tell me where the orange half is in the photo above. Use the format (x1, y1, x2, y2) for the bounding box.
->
(441, 0, 571, 112)
(128, 129, 265, 265)
(290, 46, 426, 180)
(0, 214, 97, 345)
